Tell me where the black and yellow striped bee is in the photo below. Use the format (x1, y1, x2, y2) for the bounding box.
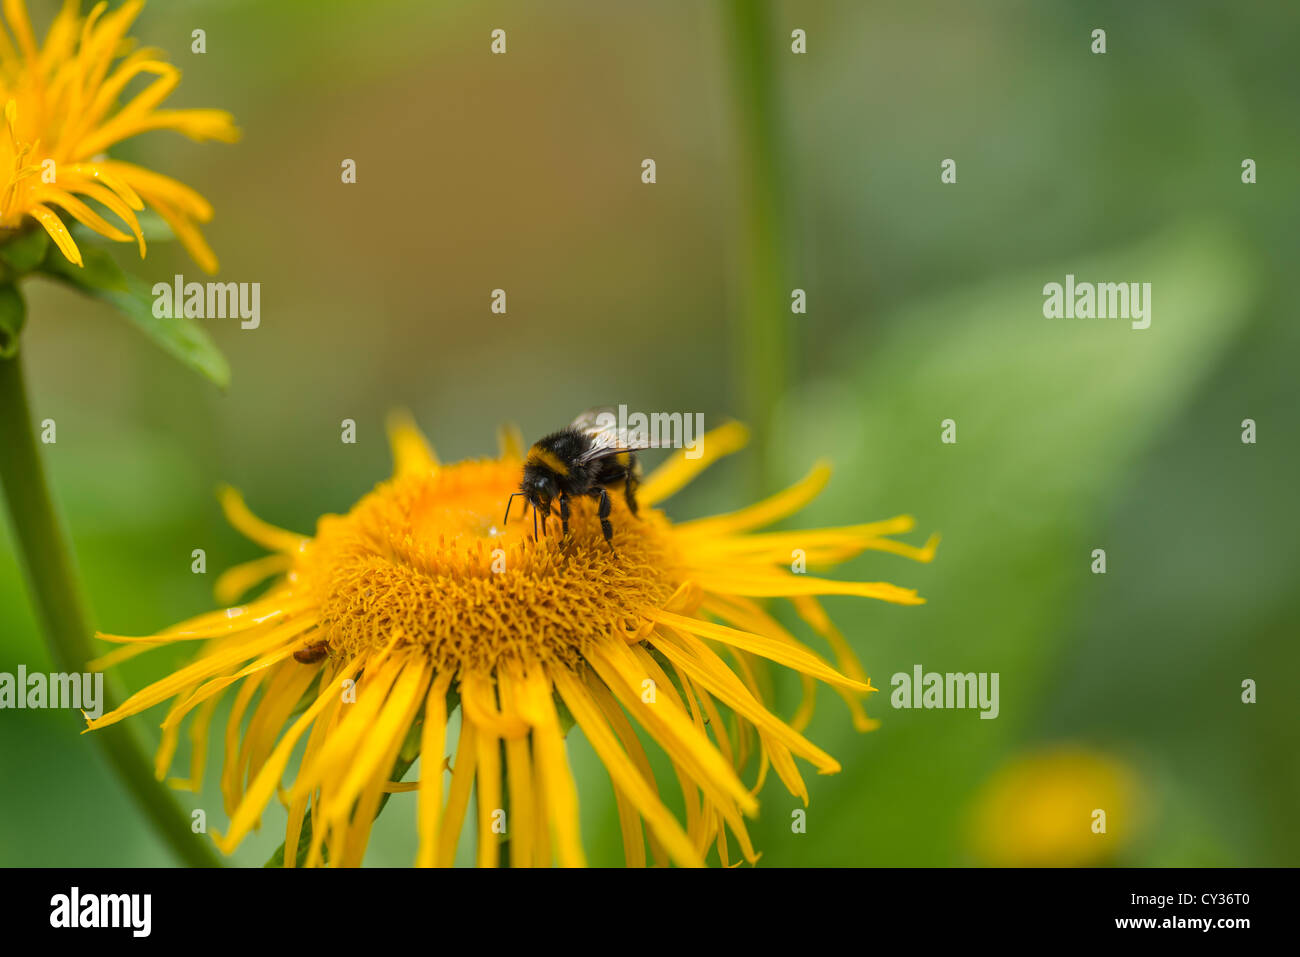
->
(504, 408, 659, 546)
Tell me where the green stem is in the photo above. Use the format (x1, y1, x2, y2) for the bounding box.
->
(726, 0, 791, 493)
(0, 350, 221, 868)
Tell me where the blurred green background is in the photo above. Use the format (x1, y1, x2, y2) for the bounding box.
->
(2, 0, 1297, 866)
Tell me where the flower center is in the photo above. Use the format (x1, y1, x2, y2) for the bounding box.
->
(297, 460, 683, 671)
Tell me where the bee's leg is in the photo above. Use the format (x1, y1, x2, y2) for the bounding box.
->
(532, 503, 539, 542)
(559, 494, 570, 538)
(624, 472, 640, 517)
(596, 487, 614, 547)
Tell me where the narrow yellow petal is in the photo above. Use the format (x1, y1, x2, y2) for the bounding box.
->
(553, 668, 702, 867)
(218, 485, 308, 554)
(521, 668, 585, 867)
(416, 672, 452, 867)
(32, 185, 133, 245)
(761, 729, 810, 804)
(639, 421, 750, 506)
(214, 659, 360, 853)
(584, 674, 670, 867)
(653, 627, 840, 776)
(175, 691, 223, 793)
(643, 607, 870, 692)
(684, 518, 938, 565)
(63, 162, 144, 210)
(162, 631, 306, 732)
(97, 160, 212, 219)
(240, 661, 319, 784)
(437, 717, 478, 867)
(386, 409, 439, 478)
(213, 554, 291, 605)
(332, 660, 428, 867)
(497, 422, 525, 460)
(290, 652, 403, 805)
(154, 667, 213, 781)
(49, 178, 148, 255)
(702, 593, 875, 732)
(585, 638, 757, 818)
(29, 204, 82, 267)
(690, 676, 738, 764)
(786, 594, 881, 732)
(694, 571, 924, 604)
(93, 599, 298, 644)
(610, 782, 646, 867)
(84, 623, 302, 732)
(624, 644, 760, 861)
(86, 642, 154, 671)
(140, 192, 219, 274)
(474, 724, 502, 869)
(460, 671, 529, 739)
(497, 665, 535, 868)
(673, 461, 830, 537)
(220, 669, 269, 817)
(3, 0, 38, 61)
(284, 663, 346, 867)
(164, 599, 307, 639)
(66, 53, 171, 145)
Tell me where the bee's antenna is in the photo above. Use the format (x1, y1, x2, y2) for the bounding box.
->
(504, 492, 523, 525)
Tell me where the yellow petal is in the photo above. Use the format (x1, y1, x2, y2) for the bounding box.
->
(218, 485, 308, 553)
(387, 409, 439, 478)
(214, 658, 360, 853)
(519, 668, 585, 867)
(673, 460, 830, 537)
(642, 607, 870, 692)
(497, 422, 525, 460)
(474, 722, 502, 869)
(29, 204, 82, 267)
(639, 421, 750, 506)
(437, 717, 478, 867)
(553, 667, 702, 867)
(416, 672, 453, 867)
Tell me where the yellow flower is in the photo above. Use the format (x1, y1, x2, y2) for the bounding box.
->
(968, 746, 1142, 867)
(0, 0, 238, 272)
(86, 417, 937, 867)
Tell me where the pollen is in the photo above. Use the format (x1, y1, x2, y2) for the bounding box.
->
(300, 460, 681, 671)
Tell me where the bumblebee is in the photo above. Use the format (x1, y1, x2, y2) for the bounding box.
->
(504, 408, 658, 546)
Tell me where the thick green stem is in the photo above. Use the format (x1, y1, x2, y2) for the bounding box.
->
(727, 0, 791, 492)
(0, 350, 222, 867)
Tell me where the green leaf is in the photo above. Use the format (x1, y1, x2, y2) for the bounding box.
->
(39, 244, 230, 389)
(0, 283, 25, 358)
(264, 814, 321, 868)
(0, 228, 50, 275)
(768, 222, 1255, 864)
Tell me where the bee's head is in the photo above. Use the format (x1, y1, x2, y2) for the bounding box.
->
(504, 462, 559, 528)
(520, 465, 557, 513)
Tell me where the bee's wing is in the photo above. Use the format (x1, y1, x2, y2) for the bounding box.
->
(569, 407, 616, 433)
(570, 407, 661, 464)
